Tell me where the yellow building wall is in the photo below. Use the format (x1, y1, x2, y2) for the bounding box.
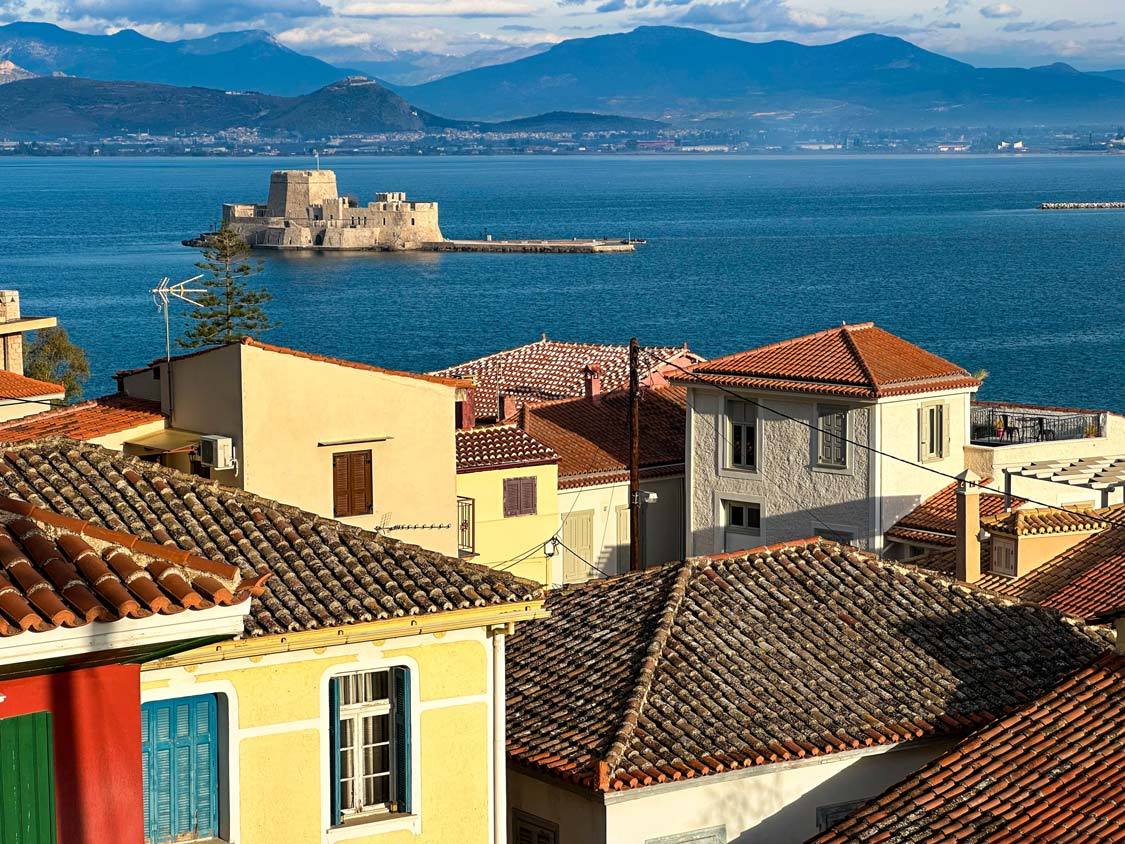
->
(141, 627, 495, 844)
(455, 462, 559, 584)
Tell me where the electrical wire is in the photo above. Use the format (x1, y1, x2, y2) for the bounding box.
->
(657, 356, 1125, 531)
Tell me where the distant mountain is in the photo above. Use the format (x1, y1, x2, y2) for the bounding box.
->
(0, 22, 355, 96)
(341, 43, 552, 86)
(1093, 69, 1125, 84)
(398, 25, 1125, 126)
(0, 75, 461, 137)
(0, 59, 34, 85)
(489, 111, 663, 132)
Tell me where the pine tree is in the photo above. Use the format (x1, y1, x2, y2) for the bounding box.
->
(180, 225, 273, 349)
(25, 326, 90, 403)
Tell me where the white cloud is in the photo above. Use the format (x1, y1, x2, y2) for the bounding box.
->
(979, 3, 1021, 20)
(339, 0, 533, 17)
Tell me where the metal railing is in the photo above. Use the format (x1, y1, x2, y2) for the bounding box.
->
(457, 496, 475, 556)
(970, 405, 1103, 445)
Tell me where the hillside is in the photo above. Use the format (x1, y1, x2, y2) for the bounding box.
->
(399, 26, 1125, 126)
(0, 76, 457, 137)
(488, 111, 664, 132)
(0, 59, 34, 84)
(0, 22, 353, 96)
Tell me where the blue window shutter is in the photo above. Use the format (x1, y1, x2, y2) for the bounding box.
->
(392, 667, 412, 814)
(329, 678, 342, 826)
(142, 696, 218, 844)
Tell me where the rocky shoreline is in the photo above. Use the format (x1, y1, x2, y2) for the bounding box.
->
(1040, 201, 1125, 210)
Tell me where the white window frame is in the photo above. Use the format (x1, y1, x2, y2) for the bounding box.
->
(335, 670, 396, 821)
(723, 399, 759, 473)
(721, 497, 761, 553)
(814, 404, 849, 471)
(920, 402, 948, 463)
(321, 659, 422, 842)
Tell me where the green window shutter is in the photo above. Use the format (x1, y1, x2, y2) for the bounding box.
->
(0, 711, 57, 844)
(392, 667, 412, 814)
(329, 678, 342, 826)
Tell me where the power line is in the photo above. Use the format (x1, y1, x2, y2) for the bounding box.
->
(553, 536, 613, 579)
(657, 356, 1125, 532)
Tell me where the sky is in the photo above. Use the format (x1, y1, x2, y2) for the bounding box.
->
(3, 0, 1123, 69)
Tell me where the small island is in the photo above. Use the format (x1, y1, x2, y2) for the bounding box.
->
(189, 169, 639, 253)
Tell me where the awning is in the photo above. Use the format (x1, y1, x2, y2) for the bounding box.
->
(124, 428, 200, 455)
(1008, 455, 1125, 491)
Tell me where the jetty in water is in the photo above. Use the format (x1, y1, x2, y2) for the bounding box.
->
(188, 170, 638, 254)
(1040, 201, 1125, 210)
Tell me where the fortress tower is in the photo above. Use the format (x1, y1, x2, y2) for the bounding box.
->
(266, 170, 339, 219)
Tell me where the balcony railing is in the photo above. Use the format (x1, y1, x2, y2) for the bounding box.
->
(970, 404, 1104, 446)
(457, 496, 475, 557)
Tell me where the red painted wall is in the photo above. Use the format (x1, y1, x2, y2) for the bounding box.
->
(0, 663, 143, 844)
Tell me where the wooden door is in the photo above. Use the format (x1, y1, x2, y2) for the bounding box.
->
(562, 510, 594, 582)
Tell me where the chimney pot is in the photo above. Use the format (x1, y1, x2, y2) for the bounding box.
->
(456, 393, 476, 430)
(499, 393, 519, 422)
(955, 469, 983, 583)
(583, 363, 604, 400)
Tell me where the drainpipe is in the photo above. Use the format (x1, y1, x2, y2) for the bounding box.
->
(492, 624, 511, 844)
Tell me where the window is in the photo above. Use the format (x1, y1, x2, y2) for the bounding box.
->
(457, 496, 475, 556)
(726, 400, 757, 470)
(330, 668, 411, 825)
(333, 451, 373, 518)
(991, 538, 1017, 577)
(817, 799, 869, 832)
(513, 810, 559, 844)
(645, 827, 726, 844)
(816, 405, 848, 468)
(0, 711, 55, 844)
(503, 477, 537, 517)
(141, 695, 219, 844)
(919, 403, 947, 462)
(723, 500, 760, 553)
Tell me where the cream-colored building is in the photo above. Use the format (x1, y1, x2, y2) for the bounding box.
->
(678, 323, 981, 555)
(0, 288, 65, 422)
(115, 338, 469, 555)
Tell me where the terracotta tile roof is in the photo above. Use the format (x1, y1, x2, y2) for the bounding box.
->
(115, 337, 469, 389)
(505, 539, 1109, 793)
(983, 506, 1111, 536)
(812, 652, 1125, 843)
(455, 425, 557, 473)
(520, 387, 686, 487)
(0, 439, 542, 637)
(430, 336, 699, 420)
(885, 480, 1024, 548)
(681, 323, 979, 400)
(0, 500, 267, 637)
(0, 370, 65, 400)
(0, 395, 163, 444)
(913, 504, 1125, 619)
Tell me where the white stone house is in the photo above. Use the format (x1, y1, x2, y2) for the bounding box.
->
(675, 322, 982, 555)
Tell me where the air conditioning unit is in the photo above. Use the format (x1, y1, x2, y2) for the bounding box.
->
(198, 435, 236, 471)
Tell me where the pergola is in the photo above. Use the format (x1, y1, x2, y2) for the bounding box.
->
(1005, 455, 1125, 508)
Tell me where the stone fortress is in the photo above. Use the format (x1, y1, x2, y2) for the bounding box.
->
(216, 169, 637, 254)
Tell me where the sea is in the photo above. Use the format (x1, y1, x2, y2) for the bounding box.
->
(1, 154, 1123, 408)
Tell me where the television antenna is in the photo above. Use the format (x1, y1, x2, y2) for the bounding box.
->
(151, 274, 205, 362)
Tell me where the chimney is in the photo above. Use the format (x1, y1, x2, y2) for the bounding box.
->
(0, 291, 22, 375)
(583, 363, 604, 401)
(456, 393, 476, 430)
(955, 469, 982, 583)
(499, 394, 519, 422)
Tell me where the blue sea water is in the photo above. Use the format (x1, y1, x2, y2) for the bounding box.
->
(1, 154, 1122, 408)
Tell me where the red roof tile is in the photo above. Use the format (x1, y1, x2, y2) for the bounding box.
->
(456, 425, 558, 473)
(431, 337, 700, 420)
(0, 395, 163, 444)
(520, 386, 685, 486)
(0, 370, 64, 400)
(885, 480, 1024, 548)
(812, 652, 1125, 843)
(506, 539, 1109, 793)
(682, 323, 979, 400)
(0, 498, 267, 637)
(984, 506, 1110, 536)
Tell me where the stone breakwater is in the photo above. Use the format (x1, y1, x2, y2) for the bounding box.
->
(1040, 202, 1125, 210)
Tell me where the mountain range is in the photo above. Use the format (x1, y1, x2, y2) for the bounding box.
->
(3, 22, 1125, 133)
(397, 26, 1125, 126)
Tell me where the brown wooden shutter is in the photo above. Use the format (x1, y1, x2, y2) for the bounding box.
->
(503, 478, 518, 517)
(333, 454, 350, 517)
(520, 477, 537, 515)
(349, 451, 372, 516)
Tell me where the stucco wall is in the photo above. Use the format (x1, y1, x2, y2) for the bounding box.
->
(601, 741, 955, 843)
(456, 463, 559, 584)
(88, 419, 169, 452)
(687, 388, 872, 555)
(237, 345, 459, 555)
(141, 627, 495, 844)
(507, 769, 606, 844)
(0, 392, 64, 423)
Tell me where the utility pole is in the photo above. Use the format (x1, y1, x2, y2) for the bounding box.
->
(628, 337, 641, 572)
